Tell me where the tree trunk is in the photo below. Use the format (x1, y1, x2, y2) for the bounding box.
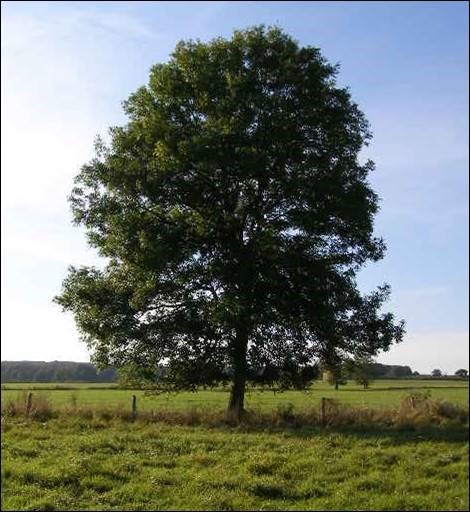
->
(227, 327, 248, 421)
(335, 380, 339, 391)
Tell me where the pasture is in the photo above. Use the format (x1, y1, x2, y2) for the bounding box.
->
(1, 380, 468, 511)
(2, 379, 468, 412)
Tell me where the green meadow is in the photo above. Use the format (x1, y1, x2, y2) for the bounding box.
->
(2, 415, 468, 511)
(1, 379, 468, 511)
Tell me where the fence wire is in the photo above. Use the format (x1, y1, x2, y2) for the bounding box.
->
(2, 382, 467, 411)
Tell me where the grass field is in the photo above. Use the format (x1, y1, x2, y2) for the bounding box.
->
(2, 416, 468, 511)
(2, 380, 468, 511)
(2, 379, 468, 412)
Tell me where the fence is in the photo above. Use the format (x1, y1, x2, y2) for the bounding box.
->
(1, 381, 468, 415)
(10, 392, 353, 425)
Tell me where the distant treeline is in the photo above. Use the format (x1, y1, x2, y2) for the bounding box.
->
(369, 363, 412, 378)
(1, 360, 417, 383)
(1, 361, 117, 383)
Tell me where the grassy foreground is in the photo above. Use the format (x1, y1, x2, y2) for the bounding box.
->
(2, 381, 468, 510)
(2, 415, 468, 511)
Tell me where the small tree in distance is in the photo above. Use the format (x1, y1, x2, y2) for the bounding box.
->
(431, 369, 443, 377)
(352, 356, 375, 389)
(326, 369, 348, 391)
(54, 26, 405, 420)
(454, 369, 468, 379)
(324, 356, 350, 390)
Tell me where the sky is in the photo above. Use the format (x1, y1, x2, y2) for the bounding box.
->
(1, 1, 468, 374)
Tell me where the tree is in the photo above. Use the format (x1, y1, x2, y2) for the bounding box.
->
(454, 369, 468, 378)
(54, 26, 405, 420)
(388, 365, 412, 378)
(352, 356, 375, 389)
(431, 369, 442, 377)
(324, 359, 350, 391)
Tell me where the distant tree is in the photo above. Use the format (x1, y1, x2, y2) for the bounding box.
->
(352, 356, 375, 389)
(412, 371, 420, 376)
(431, 369, 442, 377)
(323, 355, 350, 390)
(396, 366, 412, 377)
(454, 369, 468, 378)
(326, 369, 348, 391)
(55, 370, 69, 382)
(54, 26, 405, 420)
(368, 363, 413, 378)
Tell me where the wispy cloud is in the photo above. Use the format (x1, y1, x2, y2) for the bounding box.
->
(80, 10, 161, 40)
(2, 5, 161, 50)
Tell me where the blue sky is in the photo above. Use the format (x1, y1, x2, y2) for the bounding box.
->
(2, 1, 468, 373)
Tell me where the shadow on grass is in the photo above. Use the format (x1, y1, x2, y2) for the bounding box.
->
(277, 424, 469, 444)
(2, 412, 467, 444)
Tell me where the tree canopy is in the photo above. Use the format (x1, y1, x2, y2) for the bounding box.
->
(55, 26, 405, 418)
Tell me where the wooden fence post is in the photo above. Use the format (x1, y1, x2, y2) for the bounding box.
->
(26, 392, 33, 415)
(131, 395, 137, 417)
(321, 397, 326, 427)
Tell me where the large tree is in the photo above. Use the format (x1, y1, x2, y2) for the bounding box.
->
(55, 26, 405, 419)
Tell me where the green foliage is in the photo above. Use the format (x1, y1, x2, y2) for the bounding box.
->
(352, 356, 375, 389)
(432, 369, 443, 377)
(325, 366, 348, 390)
(370, 363, 412, 378)
(322, 355, 351, 390)
(454, 369, 468, 378)
(54, 26, 405, 407)
(115, 364, 149, 389)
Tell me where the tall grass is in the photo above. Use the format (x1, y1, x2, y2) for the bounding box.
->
(2, 391, 467, 430)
